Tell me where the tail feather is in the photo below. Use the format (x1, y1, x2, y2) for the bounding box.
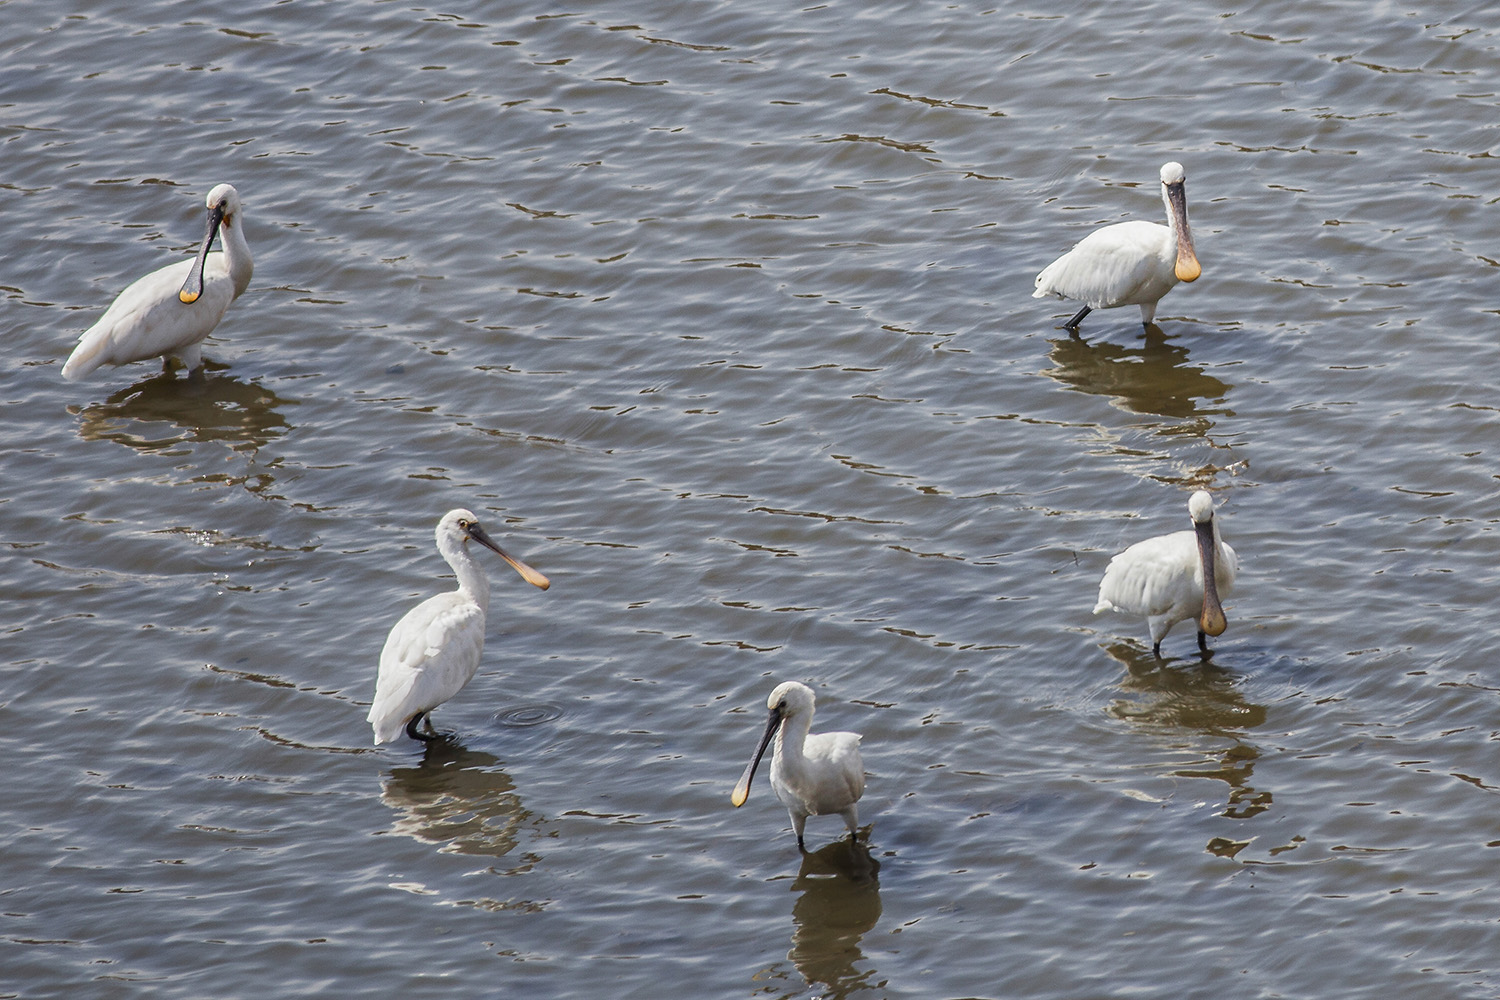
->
(61, 336, 107, 381)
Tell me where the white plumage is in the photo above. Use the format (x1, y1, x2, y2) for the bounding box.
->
(1094, 490, 1238, 657)
(368, 508, 550, 745)
(1033, 162, 1200, 330)
(731, 680, 865, 851)
(63, 183, 252, 380)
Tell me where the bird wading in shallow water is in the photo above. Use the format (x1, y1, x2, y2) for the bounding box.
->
(1033, 162, 1200, 331)
(368, 509, 550, 745)
(1093, 490, 1238, 658)
(62, 183, 252, 380)
(731, 680, 865, 851)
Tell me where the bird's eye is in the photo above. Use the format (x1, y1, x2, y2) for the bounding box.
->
(458, 519, 471, 529)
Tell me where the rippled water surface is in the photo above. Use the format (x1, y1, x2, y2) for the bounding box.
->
(6, 1, 1500, 996)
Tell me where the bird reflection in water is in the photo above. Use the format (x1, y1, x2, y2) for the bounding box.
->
(1101, 639, 1266, 734)
(1041, 327, 1231, 423)
(379, 739, 535, 867)
(783, 838, 883, 999)
(70, 365, 293, 461)
(1101, 641, 1273, 850)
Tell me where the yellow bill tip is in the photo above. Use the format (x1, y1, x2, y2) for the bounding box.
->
(1175, 257, 1201, 283)
(1200, 607, 1228, 636)
(498, 552, 550, 591)
(731, 781, 750, 808)
(178, 289, 200, 304)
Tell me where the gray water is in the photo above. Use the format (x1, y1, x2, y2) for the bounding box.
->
(5, 1, 1500, 996)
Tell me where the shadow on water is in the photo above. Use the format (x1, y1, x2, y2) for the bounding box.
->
(1040, 327, 1232, 422)
(783, 838, 884, 999)
(379, 738, 535, 868)
(69, 364, 294, 457)
(1101, 639, 1267, 735)
(1100, 640, 1273, 855)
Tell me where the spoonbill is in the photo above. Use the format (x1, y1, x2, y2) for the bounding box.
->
(1093, 490, 1238, 657)
(731, 680, 865, 851)
(1033, 162, 1200, 330)
(62, 183, 252, 380)
(368, 509, 550, 745)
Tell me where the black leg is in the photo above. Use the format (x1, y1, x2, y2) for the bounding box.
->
(1197, 630, 1209, 653)
(1064, 305, 1091, 329)
(1152, 640, 1163, 658)
(405, 713, 438, 742)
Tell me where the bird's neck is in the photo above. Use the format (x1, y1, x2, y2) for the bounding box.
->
(220, 217, 253, 299)
(774, 711, 813, 763)
(441, 539, 491, 612)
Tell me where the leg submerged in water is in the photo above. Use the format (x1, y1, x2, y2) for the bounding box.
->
(404, 712, 439, 741)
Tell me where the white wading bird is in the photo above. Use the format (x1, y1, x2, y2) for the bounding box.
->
(1094, 490, 1238, 658)
(368, 509, 550, 745)
(731, 680, 865, 851)
(62, 183, 252, 380)
(1033, 162, 1200, 331)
